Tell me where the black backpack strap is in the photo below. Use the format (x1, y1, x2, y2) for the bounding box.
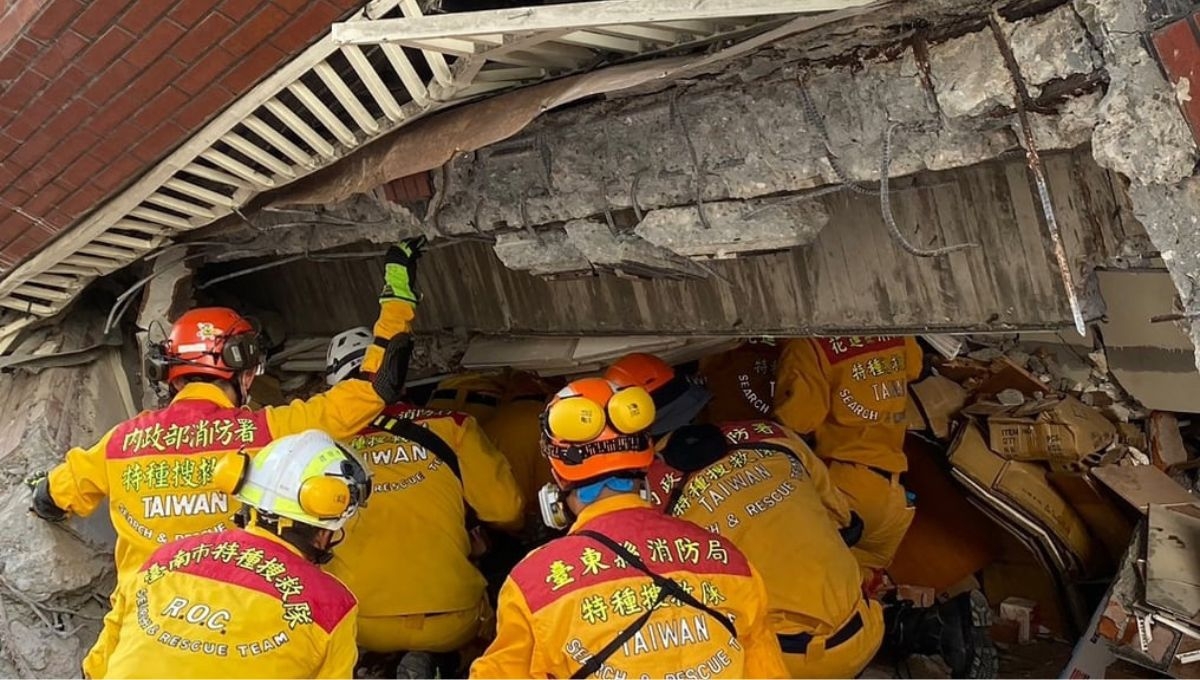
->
(570, 530, 737, 678)
(371, 414, 461, 481)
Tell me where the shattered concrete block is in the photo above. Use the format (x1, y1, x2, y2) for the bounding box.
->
(561, 220, 710, 278)
(492, 230, 593, 277)
(634, 199, 828, 258)
(930, 29, 1016, 118)
(6, 619, 84, 676)
(1007, 5, 1101, 93)
(0, 487, 108, 601)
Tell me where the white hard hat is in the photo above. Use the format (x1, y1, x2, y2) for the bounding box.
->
(215, 430, 371, 531)
(326, 326, 373, 386)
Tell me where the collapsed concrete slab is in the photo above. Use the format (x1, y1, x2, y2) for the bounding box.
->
(633, 199, 828, 258)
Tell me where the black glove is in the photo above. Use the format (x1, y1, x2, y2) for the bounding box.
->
(25, 472, 67, 523)
(379, 236, 427, 305)
(372, 335, 414, 404)
(839, 510, 864, 547)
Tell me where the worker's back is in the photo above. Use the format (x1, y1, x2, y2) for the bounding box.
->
(774, 336, 923, 472)
(472, 495, 783, 678)
(647, 420, 864, 632)
(96, 527, 357, 678)
(325, 403, 524, 618)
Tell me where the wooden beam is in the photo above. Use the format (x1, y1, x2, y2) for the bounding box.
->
(332, 0, 876, 45)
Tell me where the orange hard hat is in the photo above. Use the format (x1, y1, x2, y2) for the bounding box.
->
(606, 352, 712, 436)
(540, 377, 656, 484)
(605, 352, 676, 393)
(163, 308, 261, 384)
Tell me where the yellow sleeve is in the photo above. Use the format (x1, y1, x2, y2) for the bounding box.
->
(794, 438, 851, 526)
(361, 300, 416, 375)
(742, 566, 790, 679)
(82, 583, 126, 678)
(905, 336, 924, 382)
(46, 429, 115, 518)
(457, 417, 526, 532)
(265, 379, 384, 442)
(773, 338, 830, 435)
(470, 578, 538, 679)
(315, 606, 359, 678)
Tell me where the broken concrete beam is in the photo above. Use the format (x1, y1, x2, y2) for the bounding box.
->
(634, 199, 828, 258)
(561, 219, 710, 278)
(930, 28, 1016, 118)
(1006, 5, 1102, 96)
(492, 230, 593, 277)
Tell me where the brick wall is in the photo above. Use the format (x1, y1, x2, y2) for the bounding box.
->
(0, 0, 363, 270)
(1152, 11, 1200, 146)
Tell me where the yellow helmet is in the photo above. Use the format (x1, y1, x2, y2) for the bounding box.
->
(214, 430, 371, 531)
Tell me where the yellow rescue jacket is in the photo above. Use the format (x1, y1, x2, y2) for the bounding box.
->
(46, 301, 414, 585)
(470, 494, 789, 679)
(647, 420, 865, 638)
(325, 404, 524, 618)
(86, 525, 358, 679)
(774, 336, 923, 472)
(482, 396, 553, 514)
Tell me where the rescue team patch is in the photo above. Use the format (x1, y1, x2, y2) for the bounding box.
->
(514, 507, 751, 613)
(140, 531, 354, 634)
(814, 336, 905, 364)
(370, 403, 469, 427)
(718, 420, 782, 445)
(107, 401, 272, 460)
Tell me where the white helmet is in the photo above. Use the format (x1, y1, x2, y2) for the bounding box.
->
(214, 430, 371, 531)
(326, 326, 373, 386)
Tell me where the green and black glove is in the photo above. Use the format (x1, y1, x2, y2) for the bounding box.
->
(25, 471, 67, 523)
(380, 236, 427, 305)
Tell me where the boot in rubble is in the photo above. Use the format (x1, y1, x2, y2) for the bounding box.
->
(886, 590, 999, 679)
(396, 651, 436, 679)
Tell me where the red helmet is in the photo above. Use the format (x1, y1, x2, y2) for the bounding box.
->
(163, 308, 261, 384)
(540, 378, 656, 484)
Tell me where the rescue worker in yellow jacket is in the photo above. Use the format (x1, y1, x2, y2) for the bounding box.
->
(773, 338, 998, 679)
(772, 336, 924, 579)
(322, 330, 525, 665)
(470, 377, 788, 679)
(695, 339, 782, 424)
(85, 429, 372, 679)
(25, 238, 425, 588)
(606, 353, 883, 678)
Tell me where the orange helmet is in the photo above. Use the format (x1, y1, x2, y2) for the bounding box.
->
(157, 308, 262, 384)
(605, 353, 711, 436)
(540, 377, 656, 484)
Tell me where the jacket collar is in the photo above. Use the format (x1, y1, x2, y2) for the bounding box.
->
(244, 524, 306, 559)
(568, 493, 649, 534)
(172, 382, 236, 408)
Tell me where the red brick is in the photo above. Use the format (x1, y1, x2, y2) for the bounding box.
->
(124, 20, 185, 68)
(75, 0, 129, 38)
(1153, 16, 1200, 145)
(2, 114, 43, 147)
(225, 4, 288, 52)
(27, 0, 85, 42)
(103, 152, 144, 182)
(40, 98, 97, 144)
(0, 69, 49, 117)
(220, 42, 284, 92)
(219, 0, 258, 22)
(118, 0, 171, 34)
(170, 0, 221, 26)
(60, 154, 108, 191)
(130, 122, 182, 163)
(280, 2, 340, 50)
(173, 12, 235, 62)
(0, 213, 31, 246)
(133, 57, 183, 100)
(4, 231, 54, 262)
(132, 86, 189, 130)
(87, 89, 144, 133)
(22, 182, 69, 216)
(28, 29, 88, 77)
(0, 133, 18, 159)
(175, 93, 221, 129)
(0, 0, 46, 51)
(176, 47, 237, 95)
(34, 65, 91, 116)
(80, 25, 135, 69)
(61, 182, 108, 217)
(9, 35, 42, 61)
(80, 58, 141, 106)
(0, 47, 32, 81)
(52, 127, 101, 166)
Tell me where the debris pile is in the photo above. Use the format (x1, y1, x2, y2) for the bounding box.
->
(901, 334, 1200, 677)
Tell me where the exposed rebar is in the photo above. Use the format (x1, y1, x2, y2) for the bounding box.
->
(670, 90, 713, 230)
(880, 123, 978, 257)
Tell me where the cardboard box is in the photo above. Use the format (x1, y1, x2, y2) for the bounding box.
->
(987, 395, 1117, 464)
(910, 375, 968, 439)
(949, 422, 1098, 572)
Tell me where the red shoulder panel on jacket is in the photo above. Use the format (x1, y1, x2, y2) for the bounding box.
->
(814, 336, 905, 364)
